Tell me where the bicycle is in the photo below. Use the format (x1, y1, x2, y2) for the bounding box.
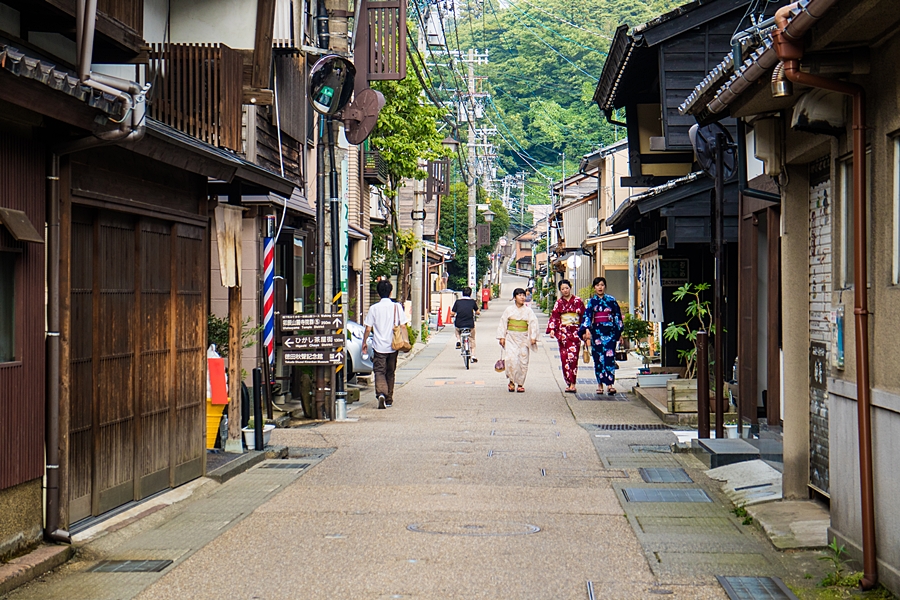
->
(459, 328, 472, 370)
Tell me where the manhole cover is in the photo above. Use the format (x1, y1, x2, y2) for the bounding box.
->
(594, 424, 670, 431)
(623, 488, 711, 503)
(259, 462, 310, 469)
(88, 560, 172, 573)
(407, 521, 540, 536)
(639, 467, 693, 483)
(717, 576, 798, 599)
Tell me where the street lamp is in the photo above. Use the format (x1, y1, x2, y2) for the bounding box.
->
(481, 208, 496, 223)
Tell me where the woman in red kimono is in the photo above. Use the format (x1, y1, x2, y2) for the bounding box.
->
(546, 279, 586, 393)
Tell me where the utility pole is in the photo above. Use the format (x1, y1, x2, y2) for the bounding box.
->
(466, 48, 477, 289)
(411, 165, 425, 334)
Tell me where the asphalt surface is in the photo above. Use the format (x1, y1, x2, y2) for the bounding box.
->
(3, 275, 830, 600)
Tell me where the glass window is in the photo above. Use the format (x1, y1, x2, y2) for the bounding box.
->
(839, 151, 872, 288)
(0, 252, 14, 362)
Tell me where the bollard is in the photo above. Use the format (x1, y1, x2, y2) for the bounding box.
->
(697, 331, 710, 439)
(252, 368, 264, 451)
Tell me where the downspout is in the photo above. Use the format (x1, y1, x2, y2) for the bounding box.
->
(773, 1, 877, 589)
(46, 0, 150, 543)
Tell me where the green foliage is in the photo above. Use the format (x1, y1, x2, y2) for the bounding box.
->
(207, 314, 262, 358)
(407, 323, 419, 346)
(819, 539, 848, 587)
(437, 183, 510, 290)
(491, 283, 500, 299)
(622, 314, 652, 364)
(451, 0, 682, 177)
(420, 322, 429, 343)
(663, 282, 714, 379)
(370, 54, 447, 200)
(577, 286, 593, 301)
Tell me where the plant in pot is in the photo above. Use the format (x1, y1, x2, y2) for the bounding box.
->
(242, 418, 275, 450)
(622, 314, 653, 373)
(661, 282, 717, 411)
(663, 282, 716, 379)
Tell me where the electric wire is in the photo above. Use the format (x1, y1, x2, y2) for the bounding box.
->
(505, 0, 608, 57)
(508, 0, 612, 40)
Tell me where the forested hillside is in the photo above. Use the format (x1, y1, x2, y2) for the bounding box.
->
(446, 0, 683, 190)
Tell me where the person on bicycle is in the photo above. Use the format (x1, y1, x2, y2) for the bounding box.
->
(450, 287, 480, 363)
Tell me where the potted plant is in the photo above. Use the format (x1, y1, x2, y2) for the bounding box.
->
(623, 314, 669, 387)
(723, 419, 739, 439)
(662, 282, 717, 411)
(242, 418, 275, 450)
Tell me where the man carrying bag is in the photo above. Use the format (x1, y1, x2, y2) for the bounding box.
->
(363, 280, 408, 409)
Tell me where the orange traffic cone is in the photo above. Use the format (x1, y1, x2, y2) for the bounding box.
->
(445, 305, 452, 326)
(437, 303, 444, 328)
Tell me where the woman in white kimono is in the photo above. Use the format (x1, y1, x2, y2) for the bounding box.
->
(498, 287, 539, 392)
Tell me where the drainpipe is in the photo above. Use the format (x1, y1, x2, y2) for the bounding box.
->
(45, 0, 150, 543)
(773, 1, 877, 589)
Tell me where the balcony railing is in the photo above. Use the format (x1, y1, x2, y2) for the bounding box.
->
(147, 43, 243, 152)
(364, 149, 388, 185)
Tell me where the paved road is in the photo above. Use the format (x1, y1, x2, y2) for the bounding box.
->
(5, 275, 823, 599)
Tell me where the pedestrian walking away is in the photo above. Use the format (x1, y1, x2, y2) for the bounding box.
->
(497, 287, 539, 393)
(450, 286, 480, 363)
(547, 279, 585, 393)
(363, 280, 407, 408)
(579, 276, 623, 395)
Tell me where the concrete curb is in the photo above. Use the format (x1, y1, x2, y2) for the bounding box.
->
(205, 445, 288, 483)
(0, 544, 74, 597)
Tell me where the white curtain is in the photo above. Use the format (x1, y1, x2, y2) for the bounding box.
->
(641, 256, 664, 323)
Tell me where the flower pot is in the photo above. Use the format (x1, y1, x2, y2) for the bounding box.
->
(724, 423, 739, 439)
(242, 424, 275, 450)
(637, 373, 679, 388)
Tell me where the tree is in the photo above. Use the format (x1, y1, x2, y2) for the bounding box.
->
(369, 54, 449, 298)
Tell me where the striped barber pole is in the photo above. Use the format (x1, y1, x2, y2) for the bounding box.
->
(263, 237, 275, 365)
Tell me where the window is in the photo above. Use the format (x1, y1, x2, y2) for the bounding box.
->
(839, 150, 872, 288)
(0, 252, 14, 362)
(292, 235, 305, 313)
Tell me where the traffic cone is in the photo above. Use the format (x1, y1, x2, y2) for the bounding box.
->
(437, 303, 443, 328)
(445, 305, 452, 326)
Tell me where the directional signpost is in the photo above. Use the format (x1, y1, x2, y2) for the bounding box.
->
(283, 334, 341, 350)
(279, 314, 345, 366)
(280, 313, 344, 331)
(283, 350, 343, 365)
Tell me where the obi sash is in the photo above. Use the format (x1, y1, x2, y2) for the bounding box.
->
(593, 312, 611, 324)
(560, 312, 580, 326)
(507, 319, 529, 332)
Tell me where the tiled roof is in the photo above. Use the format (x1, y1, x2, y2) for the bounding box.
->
(0, 44, 124, 119)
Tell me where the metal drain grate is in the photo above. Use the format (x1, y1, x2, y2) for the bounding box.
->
(593, 424, 671, 431)
(575, 393, 629, 402)
(630, 444, 672, 453)
(623, 488, 711, 503)
(259, 462, 310, 469)
(717, 576, 799, 599)
(639, 467, 693, 483)
(88, 560, 172, 573)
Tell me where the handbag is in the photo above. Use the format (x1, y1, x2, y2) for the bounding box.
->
(494, 348, 506, 372)
(582, 342, 591, 364)
(391, 304, 411, 352)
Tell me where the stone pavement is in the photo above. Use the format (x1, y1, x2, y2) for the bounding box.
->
(3, 276, 834, 599)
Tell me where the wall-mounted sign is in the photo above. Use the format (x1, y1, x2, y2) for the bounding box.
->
(660, 258, 689, 286)
(810, 341, 827, 390)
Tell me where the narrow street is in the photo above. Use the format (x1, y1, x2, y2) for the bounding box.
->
(4, 276, 822, 600)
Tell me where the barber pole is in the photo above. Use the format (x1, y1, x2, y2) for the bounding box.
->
(263, 237, 275, 365)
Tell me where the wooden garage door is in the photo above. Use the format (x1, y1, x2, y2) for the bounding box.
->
(68, 207, 206, 523)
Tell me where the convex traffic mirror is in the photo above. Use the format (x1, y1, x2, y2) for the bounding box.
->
(308, 55, 356, 115)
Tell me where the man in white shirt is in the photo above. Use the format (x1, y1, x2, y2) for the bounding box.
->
(362, 280, 407, 409)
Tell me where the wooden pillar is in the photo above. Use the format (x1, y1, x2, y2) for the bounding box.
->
(225, 285, 243, 451)
(766, 206, 782, 425)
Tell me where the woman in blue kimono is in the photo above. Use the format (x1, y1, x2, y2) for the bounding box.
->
(579, 276, 624, 395)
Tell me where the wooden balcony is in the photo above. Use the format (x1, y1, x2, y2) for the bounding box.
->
(363, 149, 388, 185)
(147, 44, 243, 152)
